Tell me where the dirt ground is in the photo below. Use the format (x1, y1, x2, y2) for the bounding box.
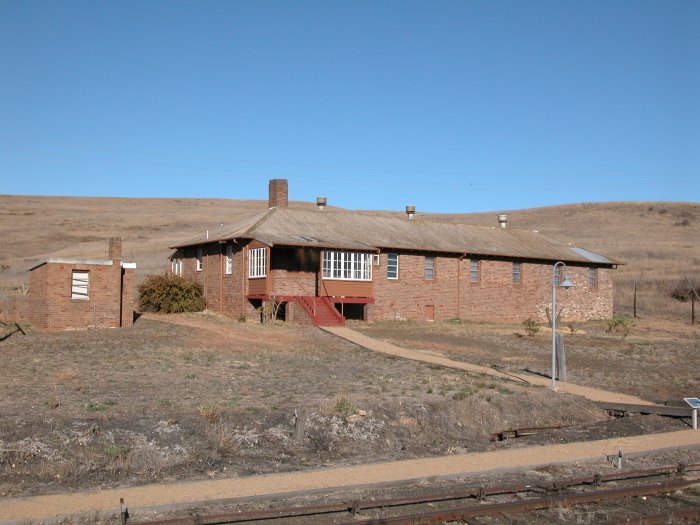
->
(0, 313, 696, 500)
(353, 317, 700, 402)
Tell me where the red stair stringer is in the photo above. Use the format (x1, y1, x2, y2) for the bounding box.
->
(292, 296, 345, 327)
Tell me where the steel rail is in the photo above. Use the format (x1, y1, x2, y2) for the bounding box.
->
(597, 507, 700, 525)
(127, 463, 700, 525)
(338, 479, 700, 525)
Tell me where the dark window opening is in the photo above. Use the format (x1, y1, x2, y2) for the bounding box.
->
(275, 301, 287, 321)
(271, 247, 319, 272)
(334, 302, 365, 321)
(248, 298, 263, 322)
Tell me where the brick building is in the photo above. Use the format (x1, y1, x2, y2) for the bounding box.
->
(20, 238, 136, 331)
(170, 180, 619, 326)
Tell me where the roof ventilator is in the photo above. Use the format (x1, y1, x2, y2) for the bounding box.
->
(406, 205, 416, 220)
(498, 214, 508, 228)
(317, 196, 327, 211)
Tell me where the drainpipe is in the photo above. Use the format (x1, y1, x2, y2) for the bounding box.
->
(241, 242, 246, 316)
(219, 244, 224, 312)
(457, 253, 468, 319)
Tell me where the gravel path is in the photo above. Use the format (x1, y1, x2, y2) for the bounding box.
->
(322, 326, 657, 405)
(2, 430, 699, 524)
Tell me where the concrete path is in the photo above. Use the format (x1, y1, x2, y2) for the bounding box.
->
(2, 430, 699, 524)
(321, 326, 656, 406)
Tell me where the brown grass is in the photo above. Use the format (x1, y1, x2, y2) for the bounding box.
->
(53, 367, 80, 381)
(4, 314, 646, 497)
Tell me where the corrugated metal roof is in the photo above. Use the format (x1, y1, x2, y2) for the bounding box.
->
(568, 246, 615, 264)
(29, 258, 115, 271)
(29, 259, 137, 271)
(171, 207, 620, 265)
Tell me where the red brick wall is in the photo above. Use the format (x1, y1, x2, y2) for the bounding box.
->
(26, 261, 135, 331)
(180, 242, 250, 319)
(373, 252, 613, 323)
(0, 293, 29, 323)
(175, 245, 614, 324)
(285, 299, 313, 325)
(271, 269, 316, 296)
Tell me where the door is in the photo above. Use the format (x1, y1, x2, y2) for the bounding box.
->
(425, 305, 434, 321)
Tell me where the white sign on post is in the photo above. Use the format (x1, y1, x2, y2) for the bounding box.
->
(684, 398, 700, 430)
(684, 397, 700, 409)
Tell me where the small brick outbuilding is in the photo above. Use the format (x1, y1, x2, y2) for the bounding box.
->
(25, 238, 136, 331)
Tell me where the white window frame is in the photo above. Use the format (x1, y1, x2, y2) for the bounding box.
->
(424, 256, 434, 280)
(71, 270, 89, 300)
(225, 244, 233, 275)
(470, 259, 480, 282)
(588, 267, 597, 289)
(322, 251, 372, 281)
(387, 253, 399, 279)
(512, 262, 521, 285)
(248, 247, 267, 278)
(196, 247, 203, 272)
(554, 265, 562, 287)
(171, 258, 182, 276)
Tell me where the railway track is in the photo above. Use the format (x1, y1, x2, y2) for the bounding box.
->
(126, 463, 700, 525)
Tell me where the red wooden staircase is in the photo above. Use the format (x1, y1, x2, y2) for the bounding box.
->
(294, 296, 345, 327)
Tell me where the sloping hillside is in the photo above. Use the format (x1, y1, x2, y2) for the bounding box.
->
(1, 195, 697, 319)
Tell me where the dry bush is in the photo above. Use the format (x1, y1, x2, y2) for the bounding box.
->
(124, 444, 164, 476)
(53, 368, 79, 381)
(203, 422, 242, 457)
(304, 412, 385, 454)
(197, 405, 221, 424)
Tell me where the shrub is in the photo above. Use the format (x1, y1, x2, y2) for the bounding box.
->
(522, 317, 540, 336)
(138, 274, 205, 313)
(606, 314, 635, 339)
(335, 397, 354, 414)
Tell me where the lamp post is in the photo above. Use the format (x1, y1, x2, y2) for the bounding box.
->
(552, 261, 575, 390)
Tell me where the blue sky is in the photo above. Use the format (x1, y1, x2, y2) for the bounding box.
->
(1, 1, 698, 213)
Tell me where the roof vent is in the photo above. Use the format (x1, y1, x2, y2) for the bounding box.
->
(316, 196, 327, 211)
(498, 214, 508, 228)
(406, 205, 416, 220)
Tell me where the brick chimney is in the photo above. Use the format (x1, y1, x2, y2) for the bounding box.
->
(268, 179, 288, 208)
(108, 237, 122, 261)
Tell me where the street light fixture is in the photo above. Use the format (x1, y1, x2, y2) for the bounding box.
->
(552, 261, 575, 389)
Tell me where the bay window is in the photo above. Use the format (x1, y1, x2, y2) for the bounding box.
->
(249, 247, 267, 278)
(322, 251, 372, 280)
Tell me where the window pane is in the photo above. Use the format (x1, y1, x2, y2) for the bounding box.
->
(588, 268, 597, 288)
(225, 245, 233, 274)
(387, 253, 398, 279)
(425, 256, 434, 280)
(334, 252, 342, 278)
(470, 259, 479, 282)
(512, 262, 521, 284)
(71, 271, 89, 300)
(249, 247, 267, 278)
(321, 251, 373, 281)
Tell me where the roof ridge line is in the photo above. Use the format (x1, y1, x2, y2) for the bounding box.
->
(243, 207, 278, 237)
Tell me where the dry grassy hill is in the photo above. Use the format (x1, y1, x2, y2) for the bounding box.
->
(1, 195, 698, 320)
